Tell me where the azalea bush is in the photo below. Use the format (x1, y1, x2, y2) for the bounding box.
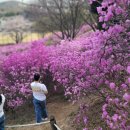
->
(96, 0, 130, 129)
(49, 0, 130, 129)
(0, 0, 129, 129)
(48, 25, 129, 129)
(48, 33, 103, 101)
(0, 40, 49, 108)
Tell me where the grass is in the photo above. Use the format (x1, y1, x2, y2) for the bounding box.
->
(0, 33, 44, 45)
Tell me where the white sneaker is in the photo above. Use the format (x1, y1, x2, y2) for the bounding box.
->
(44, 118, 48, 120)
(42, 118, 48, 121)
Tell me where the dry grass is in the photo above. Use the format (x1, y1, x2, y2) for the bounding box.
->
(0, 33, 43, 45)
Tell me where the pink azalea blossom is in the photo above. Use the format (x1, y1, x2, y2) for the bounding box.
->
(123, 93, 130, 102)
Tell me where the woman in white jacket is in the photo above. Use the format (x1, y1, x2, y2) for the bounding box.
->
(0, 94, 5, 130)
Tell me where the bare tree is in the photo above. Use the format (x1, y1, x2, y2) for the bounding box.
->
(9, 30, 26, 44)
(2, 16, 32, 44)
(25, 0, 96, 39)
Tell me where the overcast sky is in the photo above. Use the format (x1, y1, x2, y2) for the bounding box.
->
(0, 0, 35, 3)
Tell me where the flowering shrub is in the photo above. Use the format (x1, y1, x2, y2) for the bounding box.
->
(48, 33, 103, 101)
(0, 43, 30, 63)
(48, 25, 129, 129)
(0, 1, 129, 129)
(49, 1, 130, 129)
(0, 40, 49, 108)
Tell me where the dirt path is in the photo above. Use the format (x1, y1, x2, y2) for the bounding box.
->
(6, 96, 78, 130)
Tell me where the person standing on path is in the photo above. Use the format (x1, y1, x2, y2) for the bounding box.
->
(0, 94, 5, 130)
(31, 73, 48, 123)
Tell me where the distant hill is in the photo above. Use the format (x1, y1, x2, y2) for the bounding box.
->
(0, 1, 24, 14)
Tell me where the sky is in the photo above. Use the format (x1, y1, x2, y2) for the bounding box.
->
(0, 0, 35, 3)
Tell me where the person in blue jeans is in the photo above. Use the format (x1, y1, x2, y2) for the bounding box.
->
(0, 94, 5, 130)
(31, 73, 48, 123)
